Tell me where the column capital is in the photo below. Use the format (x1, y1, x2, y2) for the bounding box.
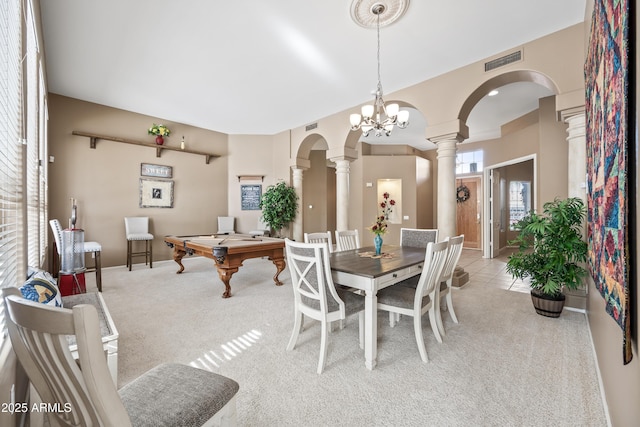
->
(559, 107, 586, 123)
(425, 119, 469, 143)
(290, 165, 309, 173)
(292, 159, 310, 170)
(328, 156, 354, 164)
(327, 148, 358, 162)
(555, 88, 585, 120)
(433, 138, 459, 160)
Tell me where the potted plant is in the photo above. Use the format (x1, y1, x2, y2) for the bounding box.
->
(259, 181, 298, 238)
(505, 197, 588, 318)
(148, 123, 171, 145)
(369, 192, 395, 255)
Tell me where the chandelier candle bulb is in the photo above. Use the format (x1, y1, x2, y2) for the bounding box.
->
(386, 103, 399, 117)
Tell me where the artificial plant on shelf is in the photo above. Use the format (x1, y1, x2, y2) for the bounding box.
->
(148, 123, 171, 145)
(505, 197, 588, 317)
(259, 181, 298, 238)
(369, 192, 395, 255)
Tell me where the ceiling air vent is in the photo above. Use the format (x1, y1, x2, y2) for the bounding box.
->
(305, 122, 318, 132)
(484, 50, 522, 72)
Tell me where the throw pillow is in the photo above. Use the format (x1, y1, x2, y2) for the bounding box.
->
(20, 268, 63, 307)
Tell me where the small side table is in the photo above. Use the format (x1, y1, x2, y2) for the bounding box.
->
(62, 292, 119, 385)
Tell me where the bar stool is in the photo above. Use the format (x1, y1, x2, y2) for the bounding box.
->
(49, 219, 103, 292)
(124, 217, 154, 271)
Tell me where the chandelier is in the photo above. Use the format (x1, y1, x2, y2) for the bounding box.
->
(350, 3, 409, 137)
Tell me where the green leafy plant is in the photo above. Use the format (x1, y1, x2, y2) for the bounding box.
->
(259, 181, 298, 237)
(506, 197, 588, 299)
(148, 123, 171, 137)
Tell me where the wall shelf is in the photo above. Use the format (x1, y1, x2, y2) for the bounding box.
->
(72, 131, 220, 164)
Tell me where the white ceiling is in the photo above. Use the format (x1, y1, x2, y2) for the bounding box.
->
(40, 1, 584, 148)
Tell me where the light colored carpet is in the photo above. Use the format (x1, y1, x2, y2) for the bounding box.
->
(93, 255, 607, 426)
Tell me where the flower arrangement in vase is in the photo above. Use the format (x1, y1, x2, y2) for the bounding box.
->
(369, 192, 395, 255)
(148, 123, 171, 145)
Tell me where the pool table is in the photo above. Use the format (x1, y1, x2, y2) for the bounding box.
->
(164, 234, 286, 298)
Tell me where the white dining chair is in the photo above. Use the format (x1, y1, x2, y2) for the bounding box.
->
(304, 231, 334, 253)
(249, 218, 271, 236)
(335, 229, 360, 252)
(376, 240, 449, 362)
(3, 288, 240, 426)
(217, 216, 236, 234)
(400, 228, 439, 248)
(436, 234, 465, 336)
(284, 239, 364, 374)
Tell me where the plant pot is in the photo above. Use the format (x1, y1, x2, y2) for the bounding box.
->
(374, 234, 383, 255)
(530, 289, 566, 318)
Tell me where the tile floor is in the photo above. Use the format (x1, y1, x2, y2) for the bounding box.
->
(456, 248, 530, 294)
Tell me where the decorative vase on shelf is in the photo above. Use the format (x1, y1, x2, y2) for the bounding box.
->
(374, 234, 383, 256)
(155, 135, 164, 145)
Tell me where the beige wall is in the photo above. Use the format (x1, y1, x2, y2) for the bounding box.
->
(360, 155, 431, 247)
(303, 150, 331, 233)
(48, 94, 229, 268)
(584, 2, 640, 427)
(227, 134, 279, 234)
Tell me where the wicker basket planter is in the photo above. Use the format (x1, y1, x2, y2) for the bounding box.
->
(530, 290, 566, 318)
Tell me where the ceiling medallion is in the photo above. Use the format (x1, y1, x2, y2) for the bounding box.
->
(350, 0, 410, 28)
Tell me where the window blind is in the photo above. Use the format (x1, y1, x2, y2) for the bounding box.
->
(0, 0, 23, 342)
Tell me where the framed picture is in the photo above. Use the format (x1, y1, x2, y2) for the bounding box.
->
(139, 178, 174, 208)
(141, 163, 173, 178)
(241, 184, 262, 210)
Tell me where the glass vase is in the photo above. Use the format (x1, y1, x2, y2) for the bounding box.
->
(374, 234, 383, 256)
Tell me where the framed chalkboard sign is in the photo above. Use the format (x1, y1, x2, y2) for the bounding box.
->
(241, 184, 262, 210)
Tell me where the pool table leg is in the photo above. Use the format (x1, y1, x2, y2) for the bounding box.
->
(216, 266, 239, 298)
(271, 258, 286, 286)
(173, 248, 186, 274)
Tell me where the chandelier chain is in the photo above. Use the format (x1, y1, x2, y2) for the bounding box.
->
(349, 3, 409, 137)
(376, 11, 382, 95)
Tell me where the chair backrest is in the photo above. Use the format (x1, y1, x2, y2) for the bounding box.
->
(49, 219, 63, 255)
(400, 228, 439, 248)
(124, 216, 149, 236)
(304, 231, 333, 253)
(335, 229, 360, 252)
(3, 288, 132, 427)
(284, 239, 345, 318)
(440, 235, 465, 282)
(257, 218, 270, 232)
(414, 241, 449, 299)
(217, 216, 235, 233)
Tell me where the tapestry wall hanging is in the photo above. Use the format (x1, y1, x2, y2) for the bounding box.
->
(585, 0, 632, 364)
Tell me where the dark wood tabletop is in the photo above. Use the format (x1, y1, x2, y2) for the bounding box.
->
(329, 245, 426, 278)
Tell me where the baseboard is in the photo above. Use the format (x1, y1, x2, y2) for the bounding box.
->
(584, 311, 613, 427)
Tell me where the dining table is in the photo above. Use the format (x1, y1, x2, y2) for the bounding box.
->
(329, 245, 426, 370)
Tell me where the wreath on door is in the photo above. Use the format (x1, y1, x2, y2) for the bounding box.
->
(456, 184, 470, 203)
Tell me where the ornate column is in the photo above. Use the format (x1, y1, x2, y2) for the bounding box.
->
(559, 104, 587, 302)
(561, 108, 587, 202)
(429, 134, 463, 240)
(332, 158, 351, 232)
(291, 167, 306, 242)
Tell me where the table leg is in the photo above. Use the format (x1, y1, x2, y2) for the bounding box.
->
(364, 288, 377, 370)
(215, 266, 239, 298)
(270, 258, 286, 286)
(173, 248, 186, 274)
